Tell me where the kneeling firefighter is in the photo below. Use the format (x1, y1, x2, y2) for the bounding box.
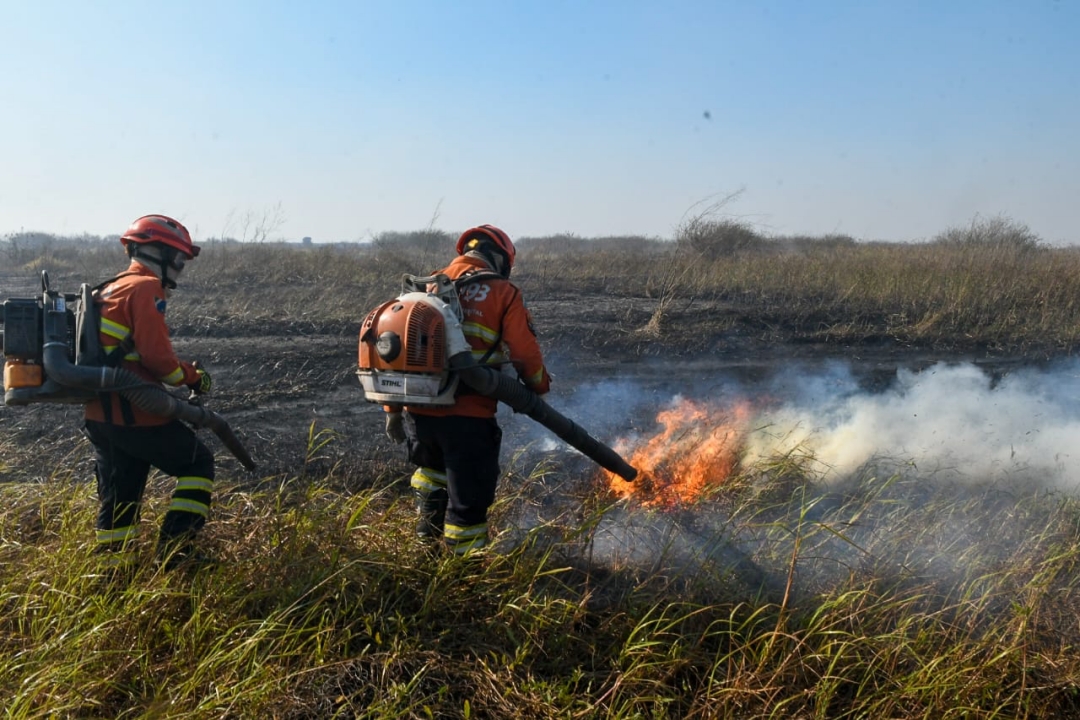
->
(384, 224, 552, 555)
(83, 215, 217, 571)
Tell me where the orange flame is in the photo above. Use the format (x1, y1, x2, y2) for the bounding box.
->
(607, 397, 753, 508)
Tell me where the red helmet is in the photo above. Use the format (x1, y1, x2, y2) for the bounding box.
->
(120, 215, 200, 259)
(456, 224, 515, 270)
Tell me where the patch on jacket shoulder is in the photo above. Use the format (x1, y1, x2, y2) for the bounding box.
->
(155, 297, 167, 314)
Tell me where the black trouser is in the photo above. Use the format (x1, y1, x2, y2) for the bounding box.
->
(84, 420, 215, 556)
(405, 413, 502, 553)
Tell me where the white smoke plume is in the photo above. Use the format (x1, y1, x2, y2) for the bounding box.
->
(496, 359, 1080, 610)
(744, 360, 1080, 487)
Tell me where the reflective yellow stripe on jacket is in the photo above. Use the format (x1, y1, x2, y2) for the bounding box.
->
(99, 315, 185, 383)
(99, 317, 140, 361)
(462, 321, 508, 364)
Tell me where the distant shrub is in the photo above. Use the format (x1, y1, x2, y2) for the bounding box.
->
(931, 215, 1043, 255)
(677, 218, 766, 259)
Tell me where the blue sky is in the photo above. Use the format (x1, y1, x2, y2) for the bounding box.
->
(1, 1, 1076, 243)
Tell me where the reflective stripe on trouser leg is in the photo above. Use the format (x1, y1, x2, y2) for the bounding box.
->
(95, 522, 140, 567)
(96, 524, 138, 548)
(160, 475, 213, 540)
(411, 467, 448, 539)
(410, 467, 447, 494)
(444, 521, 488, 555)
(87, 423, 149, 568)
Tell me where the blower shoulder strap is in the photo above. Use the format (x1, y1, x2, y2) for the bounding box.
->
(91, 270, 137, 294)
(453, 269, 504, 288)
(452, 270, 517, 367)
(83, 271, 140, 425)
(90, 272, 138, 367)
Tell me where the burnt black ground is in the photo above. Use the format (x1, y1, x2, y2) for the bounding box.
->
(1, 287, 1064, 489)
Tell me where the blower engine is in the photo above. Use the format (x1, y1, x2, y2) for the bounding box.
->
(1, 271, 256, 471)
(358, 274, 638, 482)
(3, 274, 98, 404)
(357, 273, 464, 406)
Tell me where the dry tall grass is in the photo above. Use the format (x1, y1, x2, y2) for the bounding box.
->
(5, 214, 1077, 353)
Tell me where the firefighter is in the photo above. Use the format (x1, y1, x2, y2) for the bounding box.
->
(83, 214, 215, 572)
(384, 224, 552, 555)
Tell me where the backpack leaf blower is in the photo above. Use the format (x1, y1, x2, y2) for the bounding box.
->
(2, 271, 256, 471)
(357, 274, 637, 481)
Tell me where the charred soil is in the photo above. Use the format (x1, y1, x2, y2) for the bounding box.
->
(1, 291, 1064, 488)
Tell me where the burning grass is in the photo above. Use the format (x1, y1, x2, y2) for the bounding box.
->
(608, 397, 754, 508)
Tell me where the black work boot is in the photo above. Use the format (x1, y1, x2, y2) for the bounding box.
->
(415, 488, 448, 540)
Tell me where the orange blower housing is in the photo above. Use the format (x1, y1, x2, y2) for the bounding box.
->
(356, 274, 640, 481)
(357, 292, 461, 405)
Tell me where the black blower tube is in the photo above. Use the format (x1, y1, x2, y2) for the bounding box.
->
(41, 305, 256, 472)
(450, 353, 638, 481)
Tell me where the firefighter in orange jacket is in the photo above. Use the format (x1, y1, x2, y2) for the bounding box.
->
(83, 214, 215, 571)
(385, 224, 552, 555)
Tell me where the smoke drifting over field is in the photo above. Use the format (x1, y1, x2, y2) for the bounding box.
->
(744, 360, 1080, 488)
(535, 359, 1080, 491)
(513, 359, 1080, 601)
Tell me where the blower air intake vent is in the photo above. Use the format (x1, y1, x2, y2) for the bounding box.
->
(405, 303, 444, 369)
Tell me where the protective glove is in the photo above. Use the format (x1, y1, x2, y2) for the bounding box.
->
(188, 365, 212, 395)
(385, 412, 406, 444)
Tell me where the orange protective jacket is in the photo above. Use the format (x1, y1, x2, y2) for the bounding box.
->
(84, 262, 201, 426)
(404, 254, 551, 419)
